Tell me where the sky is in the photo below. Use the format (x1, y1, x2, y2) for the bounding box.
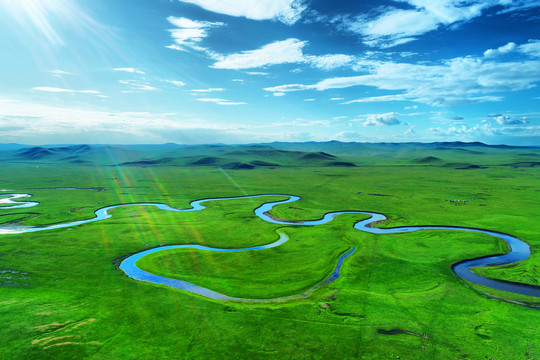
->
(1, 0, 540, 145)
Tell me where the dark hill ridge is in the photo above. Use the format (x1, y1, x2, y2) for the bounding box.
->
(249, 160, 279, 167)
(435, 147, 483, 154)
(118, 158, 174, 166)
(456, 164, 486, 170)
(442, 162, 481, 169)
(16, 147, 57, 159)
(225, 149, 302, 157)
(298, 152, 337, 161)
(326, 161, 356, 167)
(218, 162, 255, 170)
(413, 156, 443, 163)
(2, 141, 536, 168)
(59, 144, 92, 153)
(502, 161, 540, 168)
(189, 156, 221, 165)
(16, 145, 93, 160)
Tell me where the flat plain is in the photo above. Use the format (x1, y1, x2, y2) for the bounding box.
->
(0, 142, 539, 359)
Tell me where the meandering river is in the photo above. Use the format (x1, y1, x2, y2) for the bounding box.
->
(1, 193, 538, 300)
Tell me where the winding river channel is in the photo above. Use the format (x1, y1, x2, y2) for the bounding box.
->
(1, 193, 539, 301)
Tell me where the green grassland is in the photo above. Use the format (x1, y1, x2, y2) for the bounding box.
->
(0, 142, 539, 359)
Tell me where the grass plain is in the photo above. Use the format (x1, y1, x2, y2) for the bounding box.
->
(0, 142, 539, 359)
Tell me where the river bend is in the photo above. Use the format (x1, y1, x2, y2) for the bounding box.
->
(1, 193, 538, 300)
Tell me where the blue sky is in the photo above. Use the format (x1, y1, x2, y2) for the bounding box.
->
(1, 0, 539, 145)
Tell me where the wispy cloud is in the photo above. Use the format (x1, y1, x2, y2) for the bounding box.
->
(488, 114, 530, 125)
(195, 98, 246, 105)
(343, 94, 411, 104)
(428, 123, 496, 139)
(355, 113, 401, 126)
(0, 97, 250, 144)
(520, 40, 540, 58)
(305, 54, 354, 70)
(165, 16, 224, 55)
(212, 39, 306, 69)
(48, 70, 74, 77)
(212, 38, 354, 70)
(190, 88, 224, 93)
(113, 67, 145, 74)
(264, 49, 540, 106)
(119, 80, 159, 91)
(334, 1, 540, 48)
(496, 0, 540, 14)
(176, 0, 307, 25)
(162, 80, 186, 87)
(33, 87, 100, 94)
(484, 39, 540, 58)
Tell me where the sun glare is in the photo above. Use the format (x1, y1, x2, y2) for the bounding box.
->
(0, 0, 104, 46)
(1, 0, 71, 44)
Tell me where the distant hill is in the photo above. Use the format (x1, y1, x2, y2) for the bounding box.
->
(0, 141, 537, 169)
(413, 156, 443, 164)
(15, 145, 92, 160)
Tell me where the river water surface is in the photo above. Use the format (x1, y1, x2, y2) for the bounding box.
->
(1, 193, 538, 300)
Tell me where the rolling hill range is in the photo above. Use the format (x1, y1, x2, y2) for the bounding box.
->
(0, 141, 538, 169)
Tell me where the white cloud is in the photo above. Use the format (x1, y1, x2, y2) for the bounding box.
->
(496, 0, 540, 14)
(428, 123, 497, 139)
(335, 131, 364, 141)
(195, 98, 246, 105)
(33, 87, 100, 94)
(212, 38, 306, 69)
(344, 94, 411, 104)
(162, 80, 186, 87)
(497, 125, 540, 136)
(113, 67, 145, 74)
(404, 126, 416, 136)
(491, 115, 529, 125)
(483, 40, 540, 58)
(330, 97, 344, 101)
(190, 88, 224, 93)
(264, 83, 310, 92)
(273, 92, 286, 96)
(49, 70, 74, 77)
(167, 17, 220, 29)
(357, 113, 401, 126)
(119, 80, 159, 91)
(519, 39, 540, 58)
(303, 98, 315, 101)
(354, 9, 440, 48)
(0, 98, 252, 144)
(337, 1, 540, 48)
(265, 55, 540, 106)
(289, 119, 330, 127)
(306, 54, 354, 70)
(484, 42, 516, 58)
(176, 0, 307, 25)
(166, 16, 224, 53)
(212, 38, 356, 71)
